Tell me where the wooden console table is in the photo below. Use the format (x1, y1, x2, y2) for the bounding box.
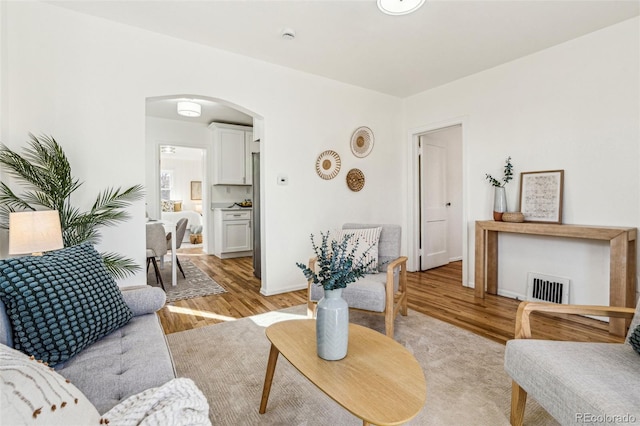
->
(475, 221, 637, 336)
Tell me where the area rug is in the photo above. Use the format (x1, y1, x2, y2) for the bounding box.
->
(146, 257, 227, 303)
(166, 306, 558, 425)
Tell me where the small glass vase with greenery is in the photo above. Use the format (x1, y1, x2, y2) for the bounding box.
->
(485, 156, 514, 221)
(296, 231, 374, 291)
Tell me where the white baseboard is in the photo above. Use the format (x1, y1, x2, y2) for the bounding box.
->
(497, 288, 527, 301)
(465, 281, 526, 301)
(260, 283, 307, 296)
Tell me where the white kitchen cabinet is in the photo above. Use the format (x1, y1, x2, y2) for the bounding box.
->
(213, 209, 252, 258)
(209, 122, 253, 185)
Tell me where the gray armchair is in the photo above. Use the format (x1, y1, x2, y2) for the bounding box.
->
(504, 300, 640, 425)
(306, 223, 408, 338)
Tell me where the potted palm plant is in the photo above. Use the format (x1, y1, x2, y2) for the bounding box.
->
(297, 231, 374, 360)
(0, 134, 144, 279)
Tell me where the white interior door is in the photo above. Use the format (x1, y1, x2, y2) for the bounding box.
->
(420, 138, 449, 270)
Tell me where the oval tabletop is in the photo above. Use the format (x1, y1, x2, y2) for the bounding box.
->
(265, 319, 426, 426)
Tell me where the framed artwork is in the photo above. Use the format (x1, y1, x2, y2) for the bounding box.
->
(190, 181, 202, 200)
(519, 170, 564, 224)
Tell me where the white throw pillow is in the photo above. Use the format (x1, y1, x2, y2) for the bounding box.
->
(161, 200, 175, 212)
(0, 344, 103, 425)
(339, 227, 382, 274)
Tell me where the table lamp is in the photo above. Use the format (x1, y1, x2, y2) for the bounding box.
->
(9, 210, 64, 256)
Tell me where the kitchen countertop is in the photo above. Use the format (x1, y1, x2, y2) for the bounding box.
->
(211, 202, 252, 211)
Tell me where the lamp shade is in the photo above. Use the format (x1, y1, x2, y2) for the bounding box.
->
(177, 101, 201, 117)
(9, 210, 64, 255)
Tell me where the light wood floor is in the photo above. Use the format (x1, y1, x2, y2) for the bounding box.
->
(158, 249, 624, 344)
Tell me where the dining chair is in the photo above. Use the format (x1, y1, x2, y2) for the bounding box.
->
(146, 222, 167, 291)
(166, 218, 189, 279)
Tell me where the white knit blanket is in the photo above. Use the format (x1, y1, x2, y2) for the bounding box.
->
(104, 378, 211, 426)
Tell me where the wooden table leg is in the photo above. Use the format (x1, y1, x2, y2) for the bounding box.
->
(609, 233, 636, 336)
(486, 230, 498, 295)
(259, 343, 280, 414)
(475, 223, 486, 298)
(475, 224, 499, 298)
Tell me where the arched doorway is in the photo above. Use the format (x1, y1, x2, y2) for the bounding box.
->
(145, 95, 264, 279)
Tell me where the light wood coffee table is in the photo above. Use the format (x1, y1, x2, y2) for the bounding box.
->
(259, 319, 426, 426)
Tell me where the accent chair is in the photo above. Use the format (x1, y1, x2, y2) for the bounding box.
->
(306, 223, 408, 338)
(504, 299, 640, 425)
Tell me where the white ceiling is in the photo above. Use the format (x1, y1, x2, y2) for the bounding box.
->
(51, 0, 639, 98)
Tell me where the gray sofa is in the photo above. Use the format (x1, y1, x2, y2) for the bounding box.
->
(0, 285, 176, 414)
(504, 299, 640, 425)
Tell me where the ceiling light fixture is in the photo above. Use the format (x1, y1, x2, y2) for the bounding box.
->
(161, 146, 176, 154)
(377, 0, 425, 16)
(177, 101, 201, 117)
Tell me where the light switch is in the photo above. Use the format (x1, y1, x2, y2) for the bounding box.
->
(277, 174, 288, 185)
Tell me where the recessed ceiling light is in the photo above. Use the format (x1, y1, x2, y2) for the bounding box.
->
(377, 0, 426, 16)
(177, 101, 201, 117)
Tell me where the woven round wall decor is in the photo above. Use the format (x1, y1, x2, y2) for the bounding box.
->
(315, 150, 341, 180)
(350, 126, 374, 158)
(346, 168, 365, 192)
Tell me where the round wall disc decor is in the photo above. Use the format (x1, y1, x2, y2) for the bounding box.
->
(315, 150, 341, 180)
(346, 168, 365, 192)
(350, 126, 374, 158)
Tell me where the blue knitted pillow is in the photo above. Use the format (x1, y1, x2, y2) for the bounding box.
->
(0, 243, 132, 366)
(630, 325, 640, 356)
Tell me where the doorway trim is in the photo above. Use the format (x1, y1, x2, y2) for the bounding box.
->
(406, 115, 469, 286)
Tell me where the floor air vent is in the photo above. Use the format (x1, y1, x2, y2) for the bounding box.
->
(526, 272, 570, 304)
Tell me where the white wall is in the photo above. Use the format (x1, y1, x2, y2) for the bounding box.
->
(404, 17, 640, 305)
(1, 2, 403, 292)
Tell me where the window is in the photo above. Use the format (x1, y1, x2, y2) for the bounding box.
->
(160, 170, 173, 201)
